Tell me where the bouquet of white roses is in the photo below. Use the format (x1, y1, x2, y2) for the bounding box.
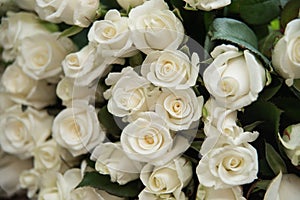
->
(0, 0, 300, 199)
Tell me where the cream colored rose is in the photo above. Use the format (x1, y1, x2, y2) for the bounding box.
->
(0, 149, 32, 197)
(17, 32, 75, 82)
(56, 77, 94, 107)
(155, 88, 203, 131)
(141, 50, 199, 89)
(33, 139, 62, 171)
(0, 105, 53, 159)
(196, 141, 258, 189)
(20, 169, 41, 198)
(1, 63, 56, 109)
(117, 0, 145, 10)
(204, 44, 266, 110)
(104, 67, 150, 117)
(91, 142, 144, 185)
(278, 124, 300, 166)
(0, 90, 15, 114)
(15, 0, 36, 11)
(196, 184, 246, 200)
(71, 187, 104, 200)
(264, 172, 300, 200)
(35, 0, 99, 27)
(203, 98, 259, 145)
(62, 44, 122, 86)
(272, 18, 300, 86)
(121, 112, 173, 162)
(184, 0, 231, 11)
(139, 190, 186, 200)
(0, 12, 48, 61)
(128, 0, 184, 54)
(88, 10, 137, 57)
(140, 157, 192, 199)
(52, 100, 105, 157)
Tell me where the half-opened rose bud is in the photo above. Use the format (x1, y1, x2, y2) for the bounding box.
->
(141, 50, 199, 89)
(91, 142, 144, 185)
(278, 124, 300, 166)
(0, 105, 53, 159)
(1, 63, 56, 109)
(121, 112, 173, 162)
(52, 100, 105, 157)
(19, 169, 40, 198)
(204, 44, 266, 110)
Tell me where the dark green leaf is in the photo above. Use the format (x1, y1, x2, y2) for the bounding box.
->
(259, 30, 283, 59)
(101, 0, 121, 9)
(59, 26, 84, 39)
(259, 74, 283, 101)
(244, 121, 264, 132)
(272, 97, 300, 123)
(280, 0, 300, 29)
(265, 142, 287, 174)
(98, 105, 122, 136)
(252, 180, 271, 193)
(129, 52, 144, 67)
(239, 0, 281, 25)
(77, 172, 144, 198)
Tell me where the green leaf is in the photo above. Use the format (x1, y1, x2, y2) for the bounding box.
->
(129, 52, 144, 67)
(272, 97, 300, 123)
(39, 20, 59, 32)
(59, 26, 84, 39)
(265, 142, 287, 174)
(252, 180, 271, 193)
(239, 0, 281, 25)
(244, 121, 264, 132)
(280, 0, 300, 29)
(98, 105, 122, 136)
(259, 74, 283, 101)
(259, 30, 283, 59)
(77, 172, 144, 198)
(208, 18, 270, 65)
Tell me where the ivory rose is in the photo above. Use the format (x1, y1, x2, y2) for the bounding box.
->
(88, 9, 137, 57)
(15, 0, 36, 11)
(140, 157, 192, 200)
(0, 12, 48, 61)
(52, 100, 105, 157)
(35, 0, 99, 27)
(184, 0, 231, 11)
(71, 187, 104, 200)
(17, 32, 75, 82)
(0, 105, 53, 159)
(278, 124, 300, 166)
(272, 18, 300, 86)
(121, 112, 173, 162)
(197, 140, 258, 189)
(19, 169, 41, 198)
(117, 0, 145, 10)
(91, 142, 144, 185)
(1, 63, 56, 109)
(196, 184, 246, 200)
(141, 50, 200, 89)
(204, 44, 266, 110)
(128, 0, 184, 54)
(155, 88, 203, 131)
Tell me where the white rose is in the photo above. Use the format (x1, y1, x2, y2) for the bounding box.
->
(91, 142, 144, 185)
(0, 149, 32, 197)
(128, 0, 184, 54)
(56, 77, 94, 107)
(35, 0, 99, 27)
(196, 141, 258, 189)
(15, 0, 36, 11)
(0, 12, 48, 61)
(20, 169, 41, 198)
(62, 44, 122, 86)
(38, 169, 82, 200)
(0, 90, 15, 114)
(203, 98, 259, 145)
(104, 67, 150, 117)
(140, 157, 192, 199)
(71, 187, 104, 200)
(155, 88, 203, 131)
(278, 124, 300, 166)
(117, 0, 145, 10)
(88, 10, 137, 57)
(184, 0, 231, 11)
(204, 44, 266, 110)
(272, 18, 300, 86)
(141, 50, 199, 89)
(33, 139, 62, 171)
(264, 172, 300, 200)
(0, 105, 53, 159)
(196, 184, 246, 200)
(121, 112, 173, 163)
(17, 32, 75, 82)
(1, 63, 56, 109)
(52, 100, 105, 157)
(139, 190, 186, 200)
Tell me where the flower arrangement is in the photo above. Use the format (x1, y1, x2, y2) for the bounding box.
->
(0, 0, 300, 199)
